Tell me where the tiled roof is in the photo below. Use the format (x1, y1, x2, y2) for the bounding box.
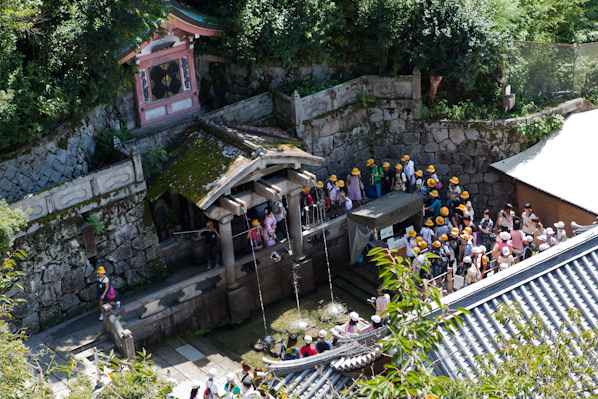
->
(429, 226, 598, 379)
(270, 366, 355, 399)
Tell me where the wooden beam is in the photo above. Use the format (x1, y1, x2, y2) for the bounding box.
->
(288, 169, 316, 188)
(254, 180, 280, 202)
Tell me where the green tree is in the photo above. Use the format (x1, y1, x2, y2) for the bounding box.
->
(357, 247, 468, 398)
(410, 0, 510, 99)
(0, 200, 28, 255)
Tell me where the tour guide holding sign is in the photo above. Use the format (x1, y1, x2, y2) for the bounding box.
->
(198, 221, 220, 269)
(366, 158, 384, 198)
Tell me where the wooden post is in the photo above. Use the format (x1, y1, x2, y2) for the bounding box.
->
(447, 267, 453, 293)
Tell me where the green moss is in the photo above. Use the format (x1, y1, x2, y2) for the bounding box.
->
(142, 200, 153, 227)
(147, 130, 243, 204)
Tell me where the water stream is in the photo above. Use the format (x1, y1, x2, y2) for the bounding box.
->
(311, 180, 335, 304)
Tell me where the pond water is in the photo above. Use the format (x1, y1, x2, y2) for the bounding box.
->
(204, 279, 374, 368)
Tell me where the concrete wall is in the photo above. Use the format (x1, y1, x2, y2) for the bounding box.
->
(194, 54, 377, 109)
(0, 92, 137, 203)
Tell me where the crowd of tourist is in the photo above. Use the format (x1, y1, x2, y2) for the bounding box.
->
(189, 362, 270, 399)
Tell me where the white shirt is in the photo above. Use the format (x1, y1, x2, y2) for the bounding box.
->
(242, 388, 261, 399)
(464, 200, 474, 220)
(406, 238, 417, 257)
(521, 211, 536, 234)
(497, 255, 514, 271)
(272, 200, 286, 222)
(205, 379, 219, 399)
(404, 160, 415, 184)
(375, 294, 391, 315)
(329, 185, 339, 201)
(420, 227, 433, 245)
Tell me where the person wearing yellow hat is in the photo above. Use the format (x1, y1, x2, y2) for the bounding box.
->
(406, 229, 418, 260)
(447, 176, 462, 206)
(421, 219, 434, 246)
(413, 170, 424, 195)
(327, 176, 340, 218)
(401, 155, 415, 191)
(462, 214, 478, 245)
(367, 159, 383, 198)
(392, 163, 407, 192)
(460, 191, 474, 220)
(199, 220, 221, 270)
(381, 162, 393, 194)
(435, 215, 449, 239)
(346, 168, 364, 207)
(314, 181, 328, 223)
(426, 165, 441, 189)
(424, 189, 442, 223)
(415, 236, 423, 243)
(458, 232, 474, 275)
(300, 187, 315, 226)
(446, 227, 462, 272)
(247, 219, 264, 251)
(97, 265, 120, 321)
(335, 180, 352, 221)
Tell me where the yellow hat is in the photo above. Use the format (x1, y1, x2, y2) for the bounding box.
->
(439, 234, 448, 241)
(401, 155, 410, 161)
(351, 168, 360, 175)
(395, 163, 403, 170)
(336, 180, 345, 188)
(415, 170, 423, 177)
(435, 216, 444, 225)
(433, 240, 441, 248)
(425, 219, 434, 227)
(206, 221, 214, 227)
(252, 219, 260, 227)
(451, 227, 460, 235)
(96, 266, 106, 274)
(412, 246, 421, 254)
(427, 178, 436, 188)
(302, 187, 310, 192)
(415, 236, 423, 243)
(329, 175, 337, 182)
(458, 204, 467, 211)
(366, 158, 375, 166)
(427, 165, 435, 173)
(316, 181, 324, 188)
(460, 233, 470, 240)
(418, 241, 428, 249)
(430, 190, 439, 197)
(449, 176, 459, 184)
(382, 162, 390, 168)
(408, 230, 417, 237)
(464, 226, 473, 234)
(440, 207, 449, 217)
(460, 191, 470, 199)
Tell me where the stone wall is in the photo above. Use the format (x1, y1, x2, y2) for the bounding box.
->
(194, 54, 377, 109)
(0, 92, 137, 203)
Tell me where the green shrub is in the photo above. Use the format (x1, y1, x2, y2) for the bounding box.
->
(279, 78, 341, 97)
(514, 114, 565, 140)
(142, 145, 168, 179)
(93, 127, 135, 166)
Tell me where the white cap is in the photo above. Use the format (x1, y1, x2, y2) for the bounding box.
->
(304, 335, 313, 344)
(319, 330, 327, 338)
(555, 221, 565, 229)
(502, 246, 510, 256)
(499, 231, 511, 241)
(350, 312, 359, 321)
(227, 373, 235, 382)
(463, 256, 472, 263)
(479, 245, 486, 253)
(510, 211, 515, 216)
(192, 383, 200, 389)
(545, 227, 555, 235)
(208, 368, 216, 378)
(371, 315, 381, 323)
(538, 235, 547, 242)
(472, 246, 480, 253)
(539, 243, 549, 252)
(416, 255, 425, 263)
(525, 235, 534, 242)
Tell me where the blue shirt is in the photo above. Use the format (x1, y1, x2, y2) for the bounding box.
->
(430, 199, 442, 217)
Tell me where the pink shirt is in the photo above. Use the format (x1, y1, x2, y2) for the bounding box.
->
(510, 229, 525, 251)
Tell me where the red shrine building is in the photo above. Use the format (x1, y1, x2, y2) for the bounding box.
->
(116, 1, 224, 127)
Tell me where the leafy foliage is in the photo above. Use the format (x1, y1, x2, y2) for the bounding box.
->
(357, 246, 468, 398)
(279, 78, 341, 97)
(86, 215, 105, 236)
(0, 0, 167, 150)
(0, 200, 29, 255)
(142, 145, 168, 179)
(514, 114, 565, 139)
(93, 127, 135, 167)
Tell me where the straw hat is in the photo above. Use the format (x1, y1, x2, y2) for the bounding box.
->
(96, 266, 106, 274)
(464, 226, 472, 234)
(460, 191, 470, 199)
(432, 240, 441, 248)
(449, 176, 459, 184)
(408, 230, 417, 237)
(382, 162, 390, 168)
(427, 165, 435, 173)
(439, 234, 448, 241)
(458, 204, 467, 211)
(302, 187, 310, 192)
(425, 219, 434, 227)
(427, 178, 436, 188)
(366, 158, 375, 166)
(419, 241, 428, 249)
(415, 236, 423, 243)
(415, 170, 423, 177)
(329, 175, 337, 182)
(412, 247, 421, 254)
(440, 207, 449, 217)
(304, 335, 313, 344)
(395, 163, 403, 170)
(206, 221, 214, 227)
(401, 155, 410, 161)
(351, 168, 361, 175)
(336, 180, 345, 188)
(435, 216, 444, 225)
(252, 219, 260, 227)
(316, 181, 324, 188)
(429, 190, 439, 197)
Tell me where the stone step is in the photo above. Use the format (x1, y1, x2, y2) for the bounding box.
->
(71, 332, 111, 356)
(333, 277, 376, 302)
(74, 338, 117, 362)
(348, 265, 382, 288)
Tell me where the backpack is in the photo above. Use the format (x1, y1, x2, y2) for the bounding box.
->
(315, 341, 330, 353)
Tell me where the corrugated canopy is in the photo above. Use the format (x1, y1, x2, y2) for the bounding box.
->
(347, 191, 422, 230)
(491, 109, 598, 215)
